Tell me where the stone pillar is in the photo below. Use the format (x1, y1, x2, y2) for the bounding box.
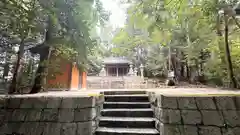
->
(82, 71, 87, 90)
(99, 65, 106, 76)
(140, 64, 144, 79)
(106, 67, 108, 76)
(168, 70, 174, 78)
(134, 67, 138, 76)
(128, 64, 134, 76)
(116, 67, 119, 77)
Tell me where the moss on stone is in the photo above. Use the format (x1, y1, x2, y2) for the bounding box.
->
(87, 93, 103, 97)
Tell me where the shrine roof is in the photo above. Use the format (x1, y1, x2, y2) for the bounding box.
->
(102, 57, 131, 64)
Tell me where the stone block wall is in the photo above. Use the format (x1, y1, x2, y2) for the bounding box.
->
(148, 92, 240, 135)
(0, 94, 104, 135)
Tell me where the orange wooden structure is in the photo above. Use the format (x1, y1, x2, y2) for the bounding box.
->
(46, 55, 87, 91)
(47, 62, 87, 90)
(27, 44, 87, 91)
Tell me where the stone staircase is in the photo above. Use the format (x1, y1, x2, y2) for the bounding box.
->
(95, 91, 159, 135)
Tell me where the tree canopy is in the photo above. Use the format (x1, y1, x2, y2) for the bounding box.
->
(112, 0, 240, 87)
(0, 0, 109, 93)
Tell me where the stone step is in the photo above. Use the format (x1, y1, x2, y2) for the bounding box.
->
(101, 108, 153, 117)
(103, 91, 146, 95)
(95, 127, 159, 135)
(105, 95, 149, 102)
(103, 102, 151, 109)
(99, 117, 155, 128)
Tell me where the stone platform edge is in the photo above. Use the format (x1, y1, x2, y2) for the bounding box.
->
(0, 94, 104, 135)
(147, 92, 240, 135)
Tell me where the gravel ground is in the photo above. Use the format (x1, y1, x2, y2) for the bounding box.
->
(1, 85, 240, 97)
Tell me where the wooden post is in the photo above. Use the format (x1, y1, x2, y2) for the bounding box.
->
(116, 67, 119, 77)
(78, 72, 82, 89)
(82, 71, 87, 90)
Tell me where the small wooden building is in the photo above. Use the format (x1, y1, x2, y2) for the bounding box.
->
(28, 45, 87, 91)
(102, 57, 131, 76)
(46, 55, 87, 91)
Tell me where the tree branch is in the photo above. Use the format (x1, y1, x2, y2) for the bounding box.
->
(232, 16, 240, 29)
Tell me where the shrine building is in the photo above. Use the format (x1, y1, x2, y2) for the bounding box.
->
(102, 57, 131, 77)
(28, 45, 87, 91)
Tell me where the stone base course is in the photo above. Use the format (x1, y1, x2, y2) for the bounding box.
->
(0, 95, 104, 135)
(148, 92, 240, 135)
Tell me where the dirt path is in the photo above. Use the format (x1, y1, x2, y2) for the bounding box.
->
(1, 87, 240, 97)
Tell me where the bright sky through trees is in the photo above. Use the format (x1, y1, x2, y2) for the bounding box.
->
(101, 0, 128, 28)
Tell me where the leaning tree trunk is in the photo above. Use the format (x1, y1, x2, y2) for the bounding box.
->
(2, 53, 10, 90)
(215, 0, 229, 85)
(171, 54, 177, 77)
(30, 47, 52, 93)
(8, 41, 24, 94)
(224, 16, 237, 88)
(2, 51, 10, 79)
(180, 52, 185, 80)
(199, 50, 204, 74)
(30, 15, 55, 93)
(186, 63, 190, 80)
(3, 62, 9, 79)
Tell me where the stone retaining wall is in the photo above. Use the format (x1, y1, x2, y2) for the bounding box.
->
(148, 92, 240, 135)
(0, 94, 104, 135)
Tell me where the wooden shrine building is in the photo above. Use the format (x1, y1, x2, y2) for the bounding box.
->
(102, 57, 131, 76)
(27, 44, 87, 91)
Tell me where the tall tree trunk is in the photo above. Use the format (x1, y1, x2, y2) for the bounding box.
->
(168, 46, 172, 71)
(180, 63, 184, 78)
(30, 56, 45, 93)
(195, 59, 199, 77)
(186, 60, 190, 80)
(2, 52, 10, 79)
(215, 0, 228, 84)
(180, 52, 185, 79)
(30, 47, 52, 93)
(185, 21, 193, 83)
(224, 16, 237, 88)
(3, 63, 9, 81)
(217, 14, 227, 68)
(199, 50, 204, 74)
(27, 57, 34, 84)
(3, 54, 10, 90)
(171, 54, 177, 77)
(30, 15, 54, 93)
(8, 41, 24, 94)
(189, 66, 198, 84)
(175, 49, 180, 78)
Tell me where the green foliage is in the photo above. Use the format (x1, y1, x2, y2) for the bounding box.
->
(0, 0, 44, 41)
(112, 0, 240, 86)
(0, 0, 109, 93)
(18, 58, 34, 87)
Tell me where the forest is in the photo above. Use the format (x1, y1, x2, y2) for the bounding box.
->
(0, 0, 109, 94)
(1, 0, 240, 94)
(105, 0, 240, 88)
